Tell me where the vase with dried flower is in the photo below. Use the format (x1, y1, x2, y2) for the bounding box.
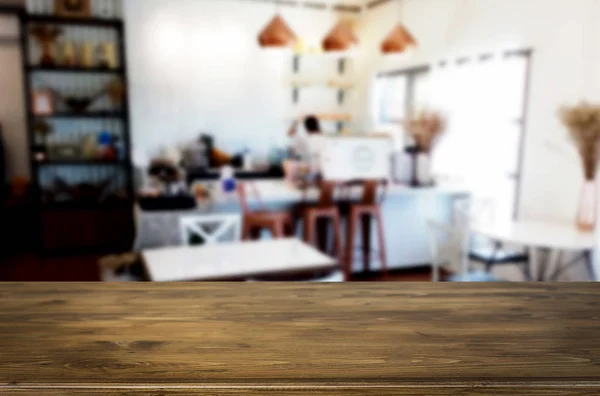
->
(404, 111, 446, 187)
(30, 25, 63, 67)
(559, 102, 600, 232)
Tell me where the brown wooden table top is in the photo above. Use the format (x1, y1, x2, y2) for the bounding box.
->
(1, 283, 599, 395)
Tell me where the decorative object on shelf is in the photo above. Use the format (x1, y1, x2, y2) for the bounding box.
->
(63, 96, 97, 113)
(322, 20, 358, 52)
(96, 0, 116, 18)
(32, 120, 53, 147)
(148, 159, 187, 196)
(44, 176, 113, 205)
(219, 166, 237, 194)
(81, 133, 98, 158)
(61, 41, 77, 66)
(559, 102, 600, 232)
(381, 24, 417, 54)
(79, 41, 94, 67)
(32, 90, 55, 116)
(33, 144, 48, 162)
(106, 79, 125, 106)
(54, 0, 91, 18)
(97, 131, 117, 160)
(30, 25, 63, 67)
(97, 42, 117, 69)
(404, 111, 446, 187)
(258, 14, 297, 48)
(47, 142, 83, 160)
(42, 78, 123, 113)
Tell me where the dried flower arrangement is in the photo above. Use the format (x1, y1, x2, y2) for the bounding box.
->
(404, 111, 446, 153)
(559, 102, 600, 181)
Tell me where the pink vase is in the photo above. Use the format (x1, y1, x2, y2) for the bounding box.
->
(577, 179, 597, 233)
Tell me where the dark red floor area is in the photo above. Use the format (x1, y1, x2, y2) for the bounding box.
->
(0, 254, 435, 282)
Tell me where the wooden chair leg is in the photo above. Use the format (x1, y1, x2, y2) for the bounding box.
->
(345, 209, 358, 282)
(332, 212, 343, 267)
(272, 221, 286, 238)
(361, 213, 372, 273)
(303, 212, 314, 246)
(317, 217, 329, 253)
(374, 208, 388, 278)
(242, 220, 251, 241)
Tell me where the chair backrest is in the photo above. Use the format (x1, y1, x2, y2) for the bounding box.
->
(453, 197, 498, 252)
(427, 220, 470, 282)
(314, 180, 339, 208)
(453, 197, 496, 228)
(342, 179, 388, 205)
(179, 214, 242, 246)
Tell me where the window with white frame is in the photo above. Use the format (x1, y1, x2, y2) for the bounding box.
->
(374, 50, 531, 221)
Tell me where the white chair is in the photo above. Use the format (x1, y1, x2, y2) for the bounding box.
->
(427, 220, 500, 282)
(454, 197, 529, 274)
(179, 214, 342, 282)
(179, 214, 242, 246)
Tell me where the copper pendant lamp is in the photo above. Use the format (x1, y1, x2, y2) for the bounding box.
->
(258, 14, 297, 48)
(381, 24, 417, 54)
(322, 20, 358, 52)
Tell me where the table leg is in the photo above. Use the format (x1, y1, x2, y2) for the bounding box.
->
(584, 250, 596, 281)
(538, 248, 552, 281)
(549, 251, 563, 281)
(523, 247, 533, 281)
(548, 250, 595, 281)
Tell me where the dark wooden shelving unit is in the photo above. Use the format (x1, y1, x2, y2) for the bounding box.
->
(32, 111, 125, 119)
(34, 159, 128, 166)
(26, 15, 124, 28)
(43, 200, 131, 210)
(21, 9, 134, 254)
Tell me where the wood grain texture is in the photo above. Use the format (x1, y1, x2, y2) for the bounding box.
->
(3, 387, 600, 396)
(0, 283, 600, 393)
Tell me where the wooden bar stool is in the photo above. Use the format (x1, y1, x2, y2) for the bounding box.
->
(302, 181, 344, 277)
(237, 182, 294, 240)
(345, 180, 388, 278)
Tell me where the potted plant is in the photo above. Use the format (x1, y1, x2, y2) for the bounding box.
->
(559, 102, 600, 232)
(404, 110, 446, 186)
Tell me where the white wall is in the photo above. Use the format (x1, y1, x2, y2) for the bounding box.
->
(370, 0, 600, 223)
(126, 0, 600, 223)
(0, 14, 28, 179)
(354, 0, 401, 133)
(125, 0, 357, 163)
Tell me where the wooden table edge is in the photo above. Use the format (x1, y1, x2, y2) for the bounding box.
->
(3, 381, 600, 389)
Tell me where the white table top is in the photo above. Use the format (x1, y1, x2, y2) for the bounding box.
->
(142, 238, 338, 282)
(473, 220, 596, 251)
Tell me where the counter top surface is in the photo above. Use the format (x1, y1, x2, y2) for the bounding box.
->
(1, 283, 600, 394)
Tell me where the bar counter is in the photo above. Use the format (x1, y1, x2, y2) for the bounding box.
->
(1, 283, 599, 395)
(137, 181, 469, 271)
